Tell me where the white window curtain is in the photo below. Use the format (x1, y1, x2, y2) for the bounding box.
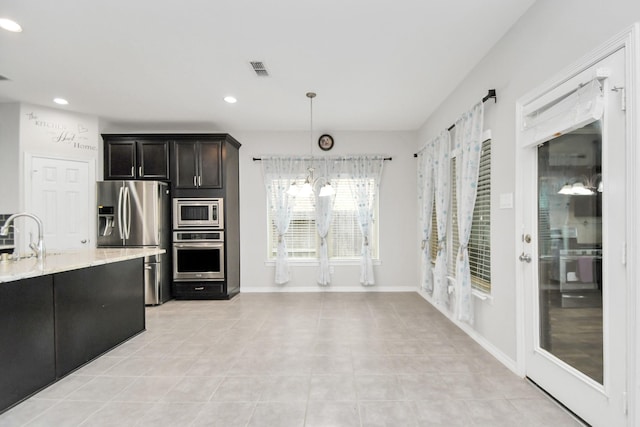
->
(315, 158, 339, 285)
(454, 101, 485, 324)
(417, 139, 436, 293)
(262, 156, 308, 284)
(521, 78, 604, 147)
(433, 130, 451, 305)
(347, 156, 384, 285)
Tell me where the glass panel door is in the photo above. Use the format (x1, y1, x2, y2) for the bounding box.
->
(537, 121, 603, 384)
(520, 46, 628, 427)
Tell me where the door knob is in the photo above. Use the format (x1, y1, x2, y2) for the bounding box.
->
(519, 252, 532, 263)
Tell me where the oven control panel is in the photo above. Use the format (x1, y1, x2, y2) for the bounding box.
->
(173, 231, 224, 242)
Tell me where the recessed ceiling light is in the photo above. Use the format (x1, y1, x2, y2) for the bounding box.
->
(224, 96, 237, 104)
(53, 98, 69, 105)
(0, 18, 22, 33)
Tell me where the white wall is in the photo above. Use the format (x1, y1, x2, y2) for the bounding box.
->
(0, 104, 21, 213)
(0, 102, 100, 249)
(234, 130, 418, 291)
(416, 0, 640, 363)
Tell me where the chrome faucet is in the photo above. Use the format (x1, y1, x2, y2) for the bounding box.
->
(0, 212, 45, 259)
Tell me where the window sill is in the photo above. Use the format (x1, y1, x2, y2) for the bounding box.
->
(472, 288, 493, 303)
(264, 258, 381, 267)
(446, 275, 493, 303)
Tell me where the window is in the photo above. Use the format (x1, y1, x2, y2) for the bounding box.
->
(469, 139, 491, 293)
(267, 177, 379, 261)
(430, 193, 438, 263)
(448, 157, 459, 278)
(433, 138, 491, 293)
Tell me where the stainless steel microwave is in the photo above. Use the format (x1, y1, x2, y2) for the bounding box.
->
(173, 198, 223, 229)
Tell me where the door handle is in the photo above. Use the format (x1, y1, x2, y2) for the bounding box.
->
(519, 252, 532, 263)
(198, 175, 202, 186)
(81, 239, 87, 244)
(139, 166, 143, 176)
(124, 186, 131, 239)
(117, 186, 124, 239)
(193, 176, 197, 187)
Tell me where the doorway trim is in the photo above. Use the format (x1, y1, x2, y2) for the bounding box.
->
(514, 23, 639, 425)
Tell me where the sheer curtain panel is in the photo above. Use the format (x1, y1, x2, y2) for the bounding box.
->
(262, 157, 305, 284)
(348, 157, 384, 285)
(454, 102, 484, 324)
(433, 131, 451, 305)
(417, 139, 436, 293)
(315, 158, 338, 285)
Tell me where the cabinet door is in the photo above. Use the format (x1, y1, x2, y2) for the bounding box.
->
(198, 140, 222, 188)
(137, 140, 169, 180)
(0, 276, 55, 412)
(105, 141, 136, 179)
(54, 259, 144, 377)
(174, 141, 198, 188)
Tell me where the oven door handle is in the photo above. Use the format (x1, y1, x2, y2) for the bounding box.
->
(173, 242, 224, 248)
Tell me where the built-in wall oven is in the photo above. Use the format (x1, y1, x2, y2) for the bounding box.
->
(173, 230, 224, 281)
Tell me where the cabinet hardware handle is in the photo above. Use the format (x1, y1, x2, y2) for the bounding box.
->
(194, 286, 204, 291)
(198, 175, 202, 186)
(193, 176, 197, 187)
(131, 166, 135, 176)
(139, 166, 142, 176)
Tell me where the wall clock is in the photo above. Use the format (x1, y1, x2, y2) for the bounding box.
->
(318, 134, 334, 151)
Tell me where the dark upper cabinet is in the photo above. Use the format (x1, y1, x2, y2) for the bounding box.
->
(138, 141, 169, 179)
(173, 140, 222, 189)
(105, 141, 136, 179)
(103, 135, 169, 180)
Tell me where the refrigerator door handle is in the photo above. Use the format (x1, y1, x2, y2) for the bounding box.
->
(125, 186, 132, 239)
(117, 186, 124, 239)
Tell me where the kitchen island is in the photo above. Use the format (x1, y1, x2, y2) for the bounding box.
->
(0, 248, 162, 414)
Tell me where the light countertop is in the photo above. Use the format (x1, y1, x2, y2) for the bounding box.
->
(0, 247, 165, 283)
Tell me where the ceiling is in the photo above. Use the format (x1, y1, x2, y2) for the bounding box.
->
(0, 0, 535, 132)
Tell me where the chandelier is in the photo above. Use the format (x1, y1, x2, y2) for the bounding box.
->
(287, 92, 334, 198)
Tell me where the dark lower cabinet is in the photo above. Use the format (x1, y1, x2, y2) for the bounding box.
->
(55, 259, 144, 377)
(0, 258, 145, 414)
(173, 281, 227, 299)
(0, 276, 55, 413)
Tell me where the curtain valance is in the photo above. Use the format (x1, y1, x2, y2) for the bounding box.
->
(521, 78, 604, 147)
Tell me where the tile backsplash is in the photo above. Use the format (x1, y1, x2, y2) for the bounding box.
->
(0, 214, 15, 247)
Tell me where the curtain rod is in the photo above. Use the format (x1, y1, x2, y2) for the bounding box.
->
(413, 89, 496, 158)
(253, 156, 392, 161)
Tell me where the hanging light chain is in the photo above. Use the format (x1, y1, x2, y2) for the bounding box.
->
(306, 92, 316, 156)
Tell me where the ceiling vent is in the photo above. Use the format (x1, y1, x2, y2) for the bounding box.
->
(250, 61, 269, 77)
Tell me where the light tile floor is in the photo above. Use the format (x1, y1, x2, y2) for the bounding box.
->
(0, 292, 584, 426)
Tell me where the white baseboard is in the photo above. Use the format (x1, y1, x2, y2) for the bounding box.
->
(416, 289, 520, 376)
(241, 285, 417, 293)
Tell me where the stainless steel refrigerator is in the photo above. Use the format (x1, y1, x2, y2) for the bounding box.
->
(96, 181, 171, 305)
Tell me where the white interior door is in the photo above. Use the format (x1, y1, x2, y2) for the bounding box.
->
(518, 48, 627, 426)
(29, 156, 90, 251)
